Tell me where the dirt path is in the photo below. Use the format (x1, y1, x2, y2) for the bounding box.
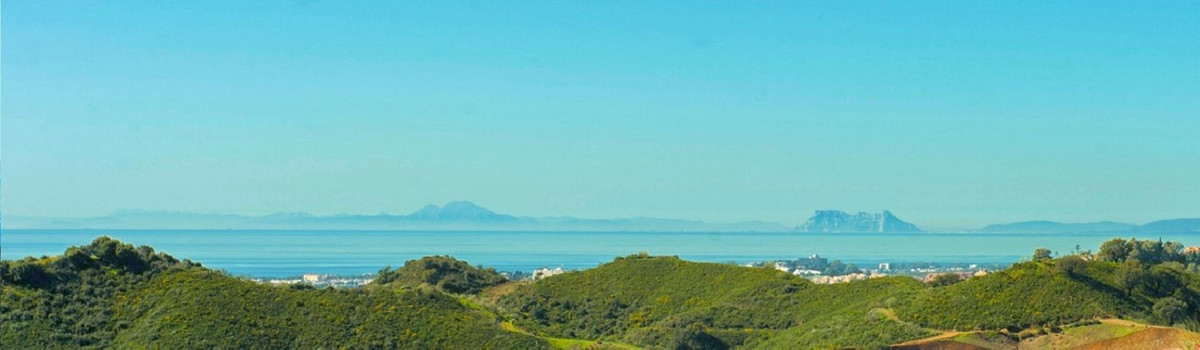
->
(892, 331, 965, 347)
(881, 308, 964, 347)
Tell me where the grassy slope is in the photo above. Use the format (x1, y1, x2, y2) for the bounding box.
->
(897, 261, 1153, 330)
(500, 255, 934, 348)
(754, 282, 934, 348)
(112, 269, 546, 349)
(0, 238, 194, 349)
(0, 238, 547, 349)
(9, 238, 1200, 349)
(501, 255, 1200, 349)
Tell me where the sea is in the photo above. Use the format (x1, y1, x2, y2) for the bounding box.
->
(2, 229, 1196, 278)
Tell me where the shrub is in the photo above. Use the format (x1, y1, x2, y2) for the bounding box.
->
(1055, 256, 1087, 276)
(1033, 248, 1053, 261)
(1153, 297, 1188, 324)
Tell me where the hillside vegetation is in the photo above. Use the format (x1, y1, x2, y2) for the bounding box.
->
(4, 236, 1200, 349)
(0, 237, 197, 348)
(900, 238, 1200, 333)
(498, 253, 933, 348)
(376, 255, 508, 294)
(0, 238, 545, 349)
(112, 269, 542, 348)
(497, 238, 1200, 349)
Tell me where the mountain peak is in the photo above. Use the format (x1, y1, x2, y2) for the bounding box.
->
(797, 210, 922, 233)
(405, 201, 516, 222)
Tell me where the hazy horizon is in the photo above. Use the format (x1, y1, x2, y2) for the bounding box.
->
(2, 200, 1191, 233)
(3, 2, 1198, 228)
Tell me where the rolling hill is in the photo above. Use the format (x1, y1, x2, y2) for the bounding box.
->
(4, 236, 1200, 349)
(0, 238, 546, 349)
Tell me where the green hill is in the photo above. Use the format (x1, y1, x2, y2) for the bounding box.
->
(0, 237, 545, 349)
(376, 255, 508, 294)
(498, 253, 933, 348)
(497, 241, 1200, 349)
(897, 261, 1147, 330)
(112, 269, 542, 349)
(5, 236, 1200, 349)
(0, 237, 197, 348)
(898, 239, 1200, 333)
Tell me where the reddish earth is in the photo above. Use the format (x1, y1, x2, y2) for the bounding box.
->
(891, 340, 990, 350)
(1073, 327, 1200, 350)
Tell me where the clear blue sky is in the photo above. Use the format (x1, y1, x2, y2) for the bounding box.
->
(2, 1, 1198, 228)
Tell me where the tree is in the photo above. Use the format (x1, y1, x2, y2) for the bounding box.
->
(929, 273, 962, 287)
(1033, 248, 1052, 261)
(1153, 297, 1188, 324)
(1143, 266, 1182, 298)
(825, 260, 846, 276)
(10, 263, 52, 288)
(375, 266, 397, 284)
(1117, 263, 1146, 296)
(1097, 238, 1131, 262)
(63, 247, 95, 270)
(1055, 255, 1087, 276)
(673, 323, 728, 350)
(1129, 240, 1165, 265)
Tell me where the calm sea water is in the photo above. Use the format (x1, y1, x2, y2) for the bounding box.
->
(2, 229, 1196, 277)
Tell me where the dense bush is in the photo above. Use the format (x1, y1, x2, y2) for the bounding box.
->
(1153, 297, 1188, 324)
(1097, 238, 1191, 265)
(0, 237, 196, 348)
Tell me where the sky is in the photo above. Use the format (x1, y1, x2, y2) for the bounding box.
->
(2, 1, 1198, 229)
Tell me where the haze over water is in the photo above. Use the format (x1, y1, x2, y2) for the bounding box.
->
(5, 229, 1193, 277)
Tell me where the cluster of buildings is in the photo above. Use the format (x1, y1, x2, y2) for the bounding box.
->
(752, 256, 996, 285)
(921, 270, 989, 283)
(531, 267, 567, 280)
(810, 272, 888, 284)
(254, 273, 374, 288)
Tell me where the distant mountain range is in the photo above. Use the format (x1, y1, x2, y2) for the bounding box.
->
(791, 210, 1200, 234)
(976, 221, 1137, 233)
(2, 201, 788, 232)
(974, 219, 1200, 234)
(796, 210, 923, 233)
(6, 202, 1199, 233)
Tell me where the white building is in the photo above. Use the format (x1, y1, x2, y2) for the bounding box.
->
(532, 267, 566, 281)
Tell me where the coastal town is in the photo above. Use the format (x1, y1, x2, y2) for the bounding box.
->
(252, 254, 1004, 288)
(748, 254, 998, 284)
(252, 273, 377, 288)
